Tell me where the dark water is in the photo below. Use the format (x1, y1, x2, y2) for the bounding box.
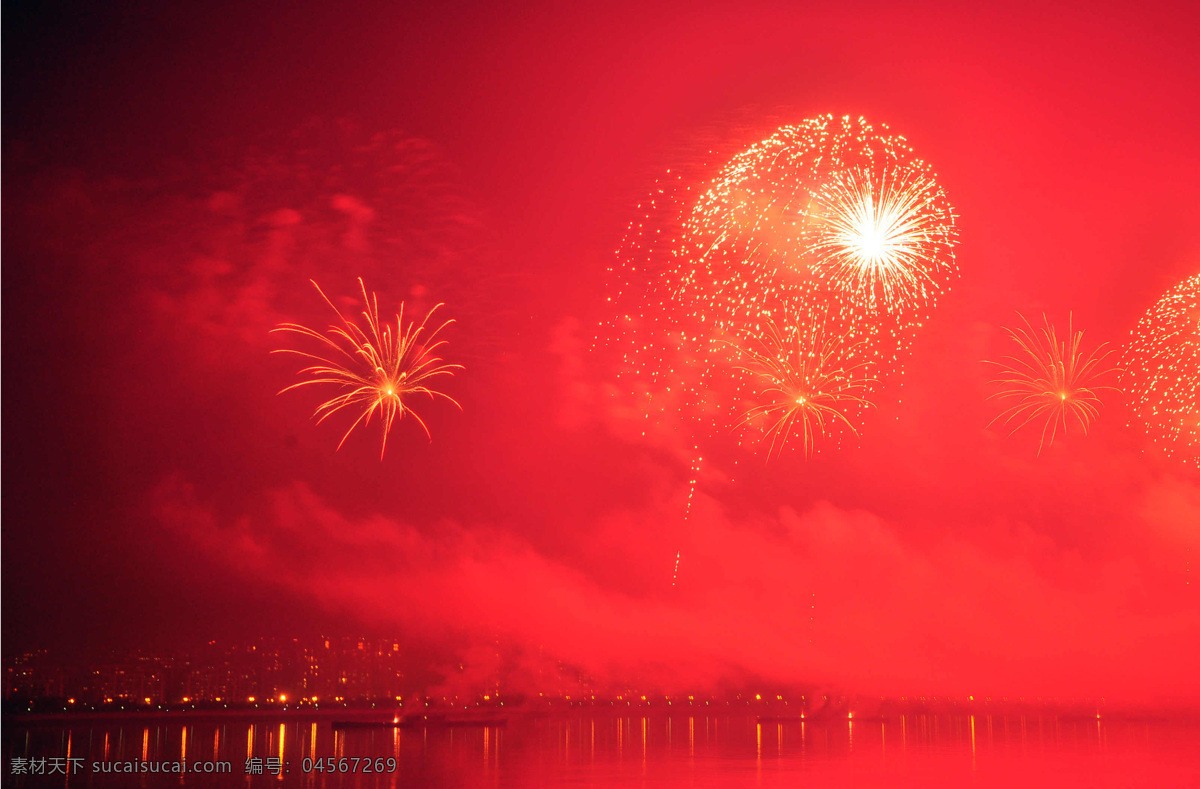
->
(5, 713, 1200, 788)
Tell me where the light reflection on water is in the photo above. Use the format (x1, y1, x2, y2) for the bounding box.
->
(5, 713, 1200, 787)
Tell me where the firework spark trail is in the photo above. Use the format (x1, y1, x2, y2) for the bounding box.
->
(1122, 274, 1200, 466)
(671, 449, 704, 589)
(986, 313, 1119, 455)
(735, 320, 875, 458)
(273, 278, 462, 458)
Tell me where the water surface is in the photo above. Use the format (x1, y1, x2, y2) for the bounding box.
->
(5, 712, 1199, 787)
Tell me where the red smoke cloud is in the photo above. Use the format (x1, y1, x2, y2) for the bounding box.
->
(154, 462, 1200, 703)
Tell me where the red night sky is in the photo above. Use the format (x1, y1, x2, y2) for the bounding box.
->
(3, 0, 1199, 705)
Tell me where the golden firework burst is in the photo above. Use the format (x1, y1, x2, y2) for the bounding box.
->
(273, 278, 462, 458)
(987, 313, 1118, 455)
(736, 320, 874, 458)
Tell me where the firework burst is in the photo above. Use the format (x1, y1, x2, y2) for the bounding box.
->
(736, 320, 874, 458)
(677, 115, 957, 342)
(599, 116, 957, 584)
(274, 278, 461, 458)
(987, 313, 1118, 454)
(602, 116, 958, 453)
(1122, 274, 1199, 466)
(807, 166, 955, 311)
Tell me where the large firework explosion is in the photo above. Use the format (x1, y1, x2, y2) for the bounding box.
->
(986, 313, 1118, 455)
(602, 115, 958, 458)
(599, 116, 958, 587)
(274, 278, 462, 458)
(679, 116, 958, 335)
(1122, 274, 1200, 467)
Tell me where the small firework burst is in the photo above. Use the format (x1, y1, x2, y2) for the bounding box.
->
(273, 278, 461, 458)
(987, 313, 1118, 455)
(1122, 274, 1199, 466)
(736, 320, 874, 458)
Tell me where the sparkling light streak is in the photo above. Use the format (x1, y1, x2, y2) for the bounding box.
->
(274, 278, 462, 458)
(987, 313, 1118, 455)
(1122, 274, 1199, 466)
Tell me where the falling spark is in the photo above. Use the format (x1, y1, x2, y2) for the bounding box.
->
(1122, 274, 1199, 466)
(672, 450, 703, 589)
(274, 278, 462, 458)
(736, 321, 874, 458)
(987, 313, 1118, 454)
